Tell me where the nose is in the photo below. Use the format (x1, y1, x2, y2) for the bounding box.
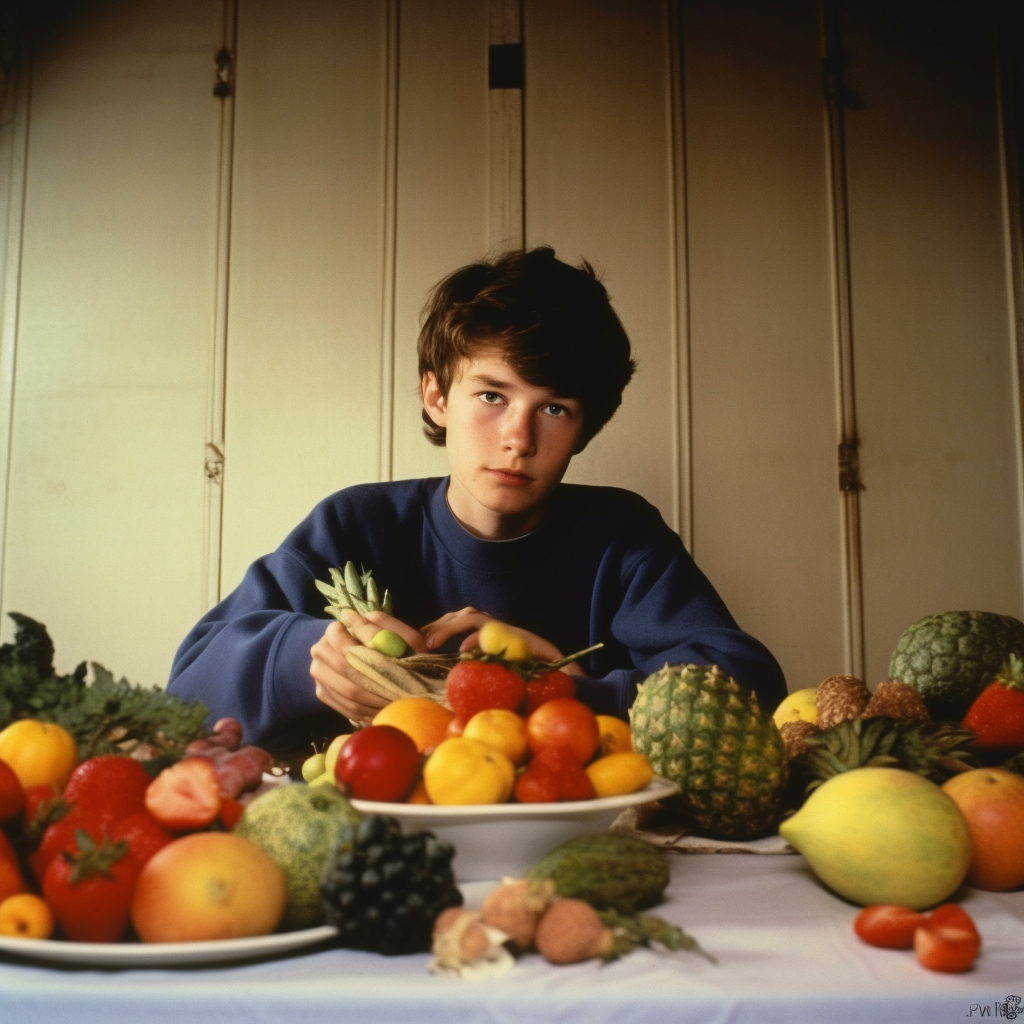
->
(501, 406, 536, 457)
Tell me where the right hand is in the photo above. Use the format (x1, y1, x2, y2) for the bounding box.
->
(309, 610, 429, 725)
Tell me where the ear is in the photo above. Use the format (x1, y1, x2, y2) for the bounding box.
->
(421, 372, 448, 427)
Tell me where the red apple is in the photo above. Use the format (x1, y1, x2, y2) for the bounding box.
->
(334, 725, 421, 802)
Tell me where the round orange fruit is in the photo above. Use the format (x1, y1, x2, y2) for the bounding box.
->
(423, 737, 515, 805)
(595, 715, 633, 756)
(372, 697, 454, 753)
(462, 709, 529, 766)
(131, 832, 287, 943)
(0, 893, 54, 939)
(0, 720, 78, 792)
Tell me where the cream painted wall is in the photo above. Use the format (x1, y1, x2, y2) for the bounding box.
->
(0, 0, 1021, 699)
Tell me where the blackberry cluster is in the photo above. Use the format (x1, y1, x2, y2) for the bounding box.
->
(319, 815, 462, 955)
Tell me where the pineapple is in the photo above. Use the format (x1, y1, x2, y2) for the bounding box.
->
(629, 664, 788, 840)
(794, 716, 979, 796)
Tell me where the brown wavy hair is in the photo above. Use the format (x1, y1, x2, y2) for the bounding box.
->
(417, 247, 636, 448)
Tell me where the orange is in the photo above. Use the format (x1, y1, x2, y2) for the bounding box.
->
(942, 768, 1024, 891)
(585, 751, 654, 798)
(406, 778, 431, 804)
(131, 832, 287, 942)
(0, 720, 78, 792)
(422, 737, 515, 805)
(372, 697, 455, 754)
(462, 709, 529, 766)
(595, 715, 633, 756)
(0, 893, 54, 939)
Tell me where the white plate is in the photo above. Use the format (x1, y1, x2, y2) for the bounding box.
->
(0, 925, 339, 968)
(352, 777, 679, 882)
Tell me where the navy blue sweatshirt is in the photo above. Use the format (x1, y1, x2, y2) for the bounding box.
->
(167, 477, 786, 746)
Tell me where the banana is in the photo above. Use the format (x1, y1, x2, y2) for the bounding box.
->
(344, 647, 457, 710)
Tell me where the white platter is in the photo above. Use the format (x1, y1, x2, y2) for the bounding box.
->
(352, 776, 679, 882)
(0, 925, 339, 968)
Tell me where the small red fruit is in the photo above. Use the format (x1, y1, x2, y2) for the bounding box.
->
(110, 812, 174, 866)
(926, 903, 980, 940)
(0, 758, 25, 823)
(523, 670, 577, 716)
(145, 757, 223, 831)
(445, 661, 527, 721)
(28, 806, 116, 883)
(513, 767, 560, 803)
(526, 698, 600, 764)
(961, 656, 1024, 753)
(63, 755, 152, 821)
(22, 783, 61, 830)
(524, 746, 596, 802)
(217, 796, 246, 830)
(334, 724, 421, 802)
(853, 905, 926, 949)
(42, 829, 141, 942)
(914, 920, 981, 973)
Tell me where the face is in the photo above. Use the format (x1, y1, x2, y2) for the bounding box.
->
(422, 346, 585, 540)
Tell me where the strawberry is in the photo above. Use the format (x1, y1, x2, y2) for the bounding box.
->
(144, 757, 222, 831)
(525, 746, 596, 802)
(962, 655, 1024, 753)
(28, 805, 116, 884)
(523, 670, 577, 716)
(110, 811, 174, 866)
(63, 755, 152, 821)
(445, 660, 527, 721)
(42, 829, 141, 942)
(513, 766, 561, 803)
(217, 795, 246, 829)
(0, 757, 25, 823)
(22, 783, 62, 831)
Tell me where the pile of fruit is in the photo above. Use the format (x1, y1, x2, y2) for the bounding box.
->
(306, 621, 656, 807)
(0, 715, 286, 943)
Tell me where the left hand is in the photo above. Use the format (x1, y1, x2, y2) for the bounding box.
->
(420, 608, 583, 676)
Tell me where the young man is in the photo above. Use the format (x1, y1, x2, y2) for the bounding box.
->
(167, 247, 786, 748)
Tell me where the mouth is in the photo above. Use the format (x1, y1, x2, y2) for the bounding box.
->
(488, 468, 533, 486)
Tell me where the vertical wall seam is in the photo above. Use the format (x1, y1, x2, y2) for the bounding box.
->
(202, 0, 238, 611)
(820, 0, 865, 678)
(0, 39, 31, 614)
(379, 0, 400, 483)
(993, 14, 1024, 610)
(666, 0, 692, 550)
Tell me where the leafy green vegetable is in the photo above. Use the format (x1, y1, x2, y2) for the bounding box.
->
(0, 613, 209, 759)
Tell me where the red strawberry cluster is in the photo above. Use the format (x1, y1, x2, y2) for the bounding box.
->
(0, 716, 274, 942)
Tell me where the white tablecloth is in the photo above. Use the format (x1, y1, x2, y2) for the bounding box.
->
(2, 853, 1022, 1024)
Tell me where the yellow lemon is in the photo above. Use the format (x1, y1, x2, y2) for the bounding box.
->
(585, 751, 654, 798)
(478, 620, 531, 661)
(595, 715, 633, 756)
(462, 709, 530, 766)
(422, 737, 515, 804)
(772, 687, 819, 729)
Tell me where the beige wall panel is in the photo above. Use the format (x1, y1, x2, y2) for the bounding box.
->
(391, 0, 491, 483)
(1, 0, 223, 686)
(221, 0, 389, 591)
(684, 0, 845, 691)
(523, 0, 678, 524)
(841, 3, 1023, 682)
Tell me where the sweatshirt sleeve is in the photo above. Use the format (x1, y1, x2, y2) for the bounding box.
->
(166, 548, 333, 745)
(576, 522, 788, 719)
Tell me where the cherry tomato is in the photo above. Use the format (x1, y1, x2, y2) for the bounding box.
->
(853, 905, 926, 949)
(925, 903, 980, 941)
(914, 922, 981, 973)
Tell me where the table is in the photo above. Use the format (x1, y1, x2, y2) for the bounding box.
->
(2, 853, 1022, 1024)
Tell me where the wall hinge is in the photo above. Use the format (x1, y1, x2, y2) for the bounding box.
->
(838, 438, 864, 493)
(204, 442, 225, 483)
(214, 47, 234, 98)
(489, 43, 523, 90)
